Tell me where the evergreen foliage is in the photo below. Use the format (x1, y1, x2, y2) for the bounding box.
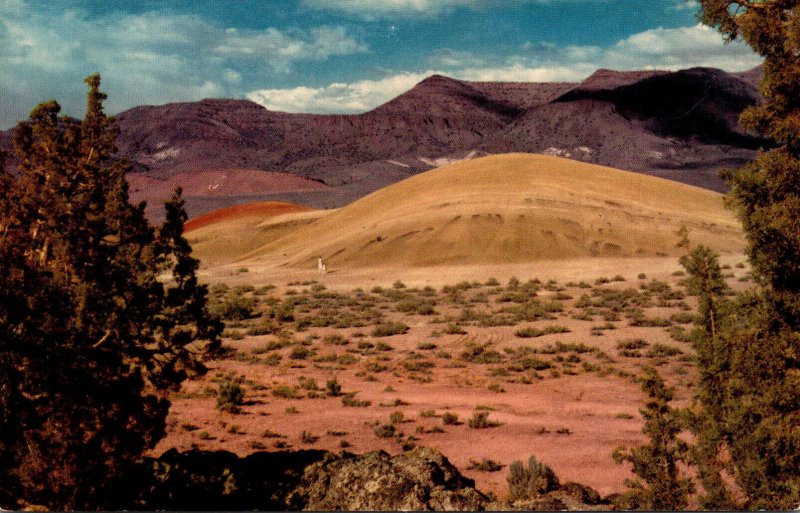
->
(612, 368, 694, 511)
(684, 1, 800, 508)
(0, 75, 222, 510)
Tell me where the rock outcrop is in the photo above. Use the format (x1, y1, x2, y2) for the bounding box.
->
(289, 447, 488, 511)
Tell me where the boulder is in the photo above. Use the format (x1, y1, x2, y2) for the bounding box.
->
(289, 447, 489, 511)
(558, 481, 602, 505)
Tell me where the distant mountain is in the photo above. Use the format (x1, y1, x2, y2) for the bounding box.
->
(480, 67, 764, 190)
(0, 66, 765, 218)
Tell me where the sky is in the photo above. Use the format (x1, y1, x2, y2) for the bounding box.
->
(0, 0, 763, 129)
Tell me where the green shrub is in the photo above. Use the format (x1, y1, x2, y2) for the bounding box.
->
(646, 344, 683, 358)
(507, 455, 560, 501)
(488, 383, 505, 393)
(443, 324, 466, 335)
(210, 295, 258, 320)
(298, 377, 319, 391)
(617, 339, 649, 351)
(216, 379, 246, 413)
(468, 411, 500, 429)
(262, 353, 282, 366)
(402, 359, 435, 372)
(460, 341, 504, 364)
(371, 322, 409, 337)
(342, 394, 371, 407)
(300, 430, 319, 444)
(628, 315, 672, 328)
(290, 345, 312, 360)
(442, 412, 459, 425)
(668, 326, 693, 343)
(468, 458, 504, 472)
(225, 329, 245, 340)
(323, 333, 349, 346)
(396, 299, 437, 315)
(246, 324, 275, 336)
(272, 385, 301, 399)
(514, 325, 570, 338)
(326, 378, 342, 397)
(669, 312, 696, 325)
(374, 424, 397, 438)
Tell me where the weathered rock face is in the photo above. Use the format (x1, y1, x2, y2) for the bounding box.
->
(289, 447, 488, 511)
(112, 446, 488, 511)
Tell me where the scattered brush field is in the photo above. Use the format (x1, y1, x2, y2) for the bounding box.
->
(155, 262, 752, 498)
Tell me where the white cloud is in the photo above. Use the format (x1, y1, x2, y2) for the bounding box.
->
(303, 0, 481, 17)
(303, 0, 594, 17)
(247, 72, 433, 113)
(0, 2, 365, 126)
(457, 64, 591, 83)
(604, 23, 760, 70)
(672, 0, 700, 11)
(426, 49, 485, 68)
(214, 26, 365, 66)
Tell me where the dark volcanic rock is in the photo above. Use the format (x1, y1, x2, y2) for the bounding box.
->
(289, 447, 488, 511)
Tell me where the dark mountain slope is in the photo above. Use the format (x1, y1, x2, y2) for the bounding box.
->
(479, 67, 765, 191)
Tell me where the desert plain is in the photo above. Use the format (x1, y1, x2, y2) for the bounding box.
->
(152, 153, 748, 499)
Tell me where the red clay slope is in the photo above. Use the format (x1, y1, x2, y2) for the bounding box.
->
(184, 201, 313, 232)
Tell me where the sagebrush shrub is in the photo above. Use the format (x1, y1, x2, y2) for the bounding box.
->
(216, 379, 246, 413)
(507, 456, 560, 501)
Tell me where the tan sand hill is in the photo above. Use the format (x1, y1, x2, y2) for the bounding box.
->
(199, 154, 743, 269)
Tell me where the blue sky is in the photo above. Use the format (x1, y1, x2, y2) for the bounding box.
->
(0, 0, 762, 129)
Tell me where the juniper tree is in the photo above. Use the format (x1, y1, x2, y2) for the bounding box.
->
(677, 240, 737, 509)
(0, 75, 221, 510)
(678, 1, 800, 508)
(613, 368, 694, 511)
